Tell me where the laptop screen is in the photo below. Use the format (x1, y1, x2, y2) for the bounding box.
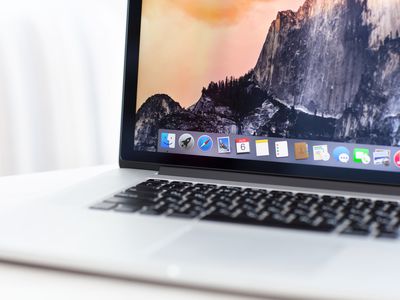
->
(133, 0, 400, 174)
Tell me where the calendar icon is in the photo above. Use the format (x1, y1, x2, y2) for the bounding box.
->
(235, 138, 251, 154)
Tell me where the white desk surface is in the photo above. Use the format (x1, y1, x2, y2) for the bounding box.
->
(0, 166, 260, 300)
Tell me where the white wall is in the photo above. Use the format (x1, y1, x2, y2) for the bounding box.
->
(0, 0, 127, 176)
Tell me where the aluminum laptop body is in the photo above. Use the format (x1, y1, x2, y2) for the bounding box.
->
(1, 0, 400, 299)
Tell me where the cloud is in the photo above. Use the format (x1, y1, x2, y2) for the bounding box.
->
(144, 0, 275, 26)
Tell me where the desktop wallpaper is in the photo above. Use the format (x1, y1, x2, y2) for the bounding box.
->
(134, 0, 400, 152)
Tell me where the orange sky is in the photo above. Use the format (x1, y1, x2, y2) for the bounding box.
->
(137, 0, 305, 109)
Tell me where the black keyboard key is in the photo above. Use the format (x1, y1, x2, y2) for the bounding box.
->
(135, 184, 163, 193)
(214, 199, 232, 209)
(296, 203, 312, 211)
(137, 181, 167, 189)
(385, 201, 399, 207)
(163, 183, 192, 191)
(265, 206, 284, 215)
(116, 192, 159, 200)
(169, 211, 198, 219)
(140, 208, 164, 216)
(375, 216, 392, 226)
(215, 188, 240, 197)
(105, 197, 154, 207)
(318, 210, 338, 220)
(269, 191, 293, 198)
(114, 204, 142, 213)
(125, 188, 159, 197)
(345, 214, 365, 224)
(185, 192, 208, 200)
(377, 226, 399, 239)
(370, 210, 392, 225)
(295, 193, 319, 200)
(90, 201, 116, 211)
(243, 210, 262, 220)
(164, 203, 181, 211)
(240, 189, 264, 198)
(189, 199, 207, 206)
(186, 205, 207, 214)
(194, 183, 217, 189)
(315, 218, 339, 230)
(171, 181, 193, 185)
(321, 195, 346, 202)
(373, 200, 386, 208)
(163, 191, 187, 198)
(160, 196, 181, 203)
(104, 197, 135, 205)
(377, 232, 398, 239)
(203, 213, 255, 225)
(115, 192, 140, 199)
(348, 208, 366, 216)
(268, 213, 290, 223)
(146, 179, 169, 183)
(341, 223, 371, 236)
(288, 220, 334, 232)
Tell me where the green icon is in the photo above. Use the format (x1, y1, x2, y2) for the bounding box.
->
(353, 148, 371, 164)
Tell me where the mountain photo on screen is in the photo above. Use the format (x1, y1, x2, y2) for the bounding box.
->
(134, 0, 400, 152)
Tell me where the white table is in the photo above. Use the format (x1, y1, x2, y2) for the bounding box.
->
(0, 166, 258, 300)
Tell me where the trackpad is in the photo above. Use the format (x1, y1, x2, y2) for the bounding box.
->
(152, 226, 343, 275)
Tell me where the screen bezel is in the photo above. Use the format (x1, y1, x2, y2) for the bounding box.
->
(119, 0, 400, 187)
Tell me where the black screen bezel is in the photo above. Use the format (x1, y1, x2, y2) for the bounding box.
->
(119, 0, 400, 187)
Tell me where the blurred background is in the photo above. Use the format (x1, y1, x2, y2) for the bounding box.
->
(0, 0, 127, 176)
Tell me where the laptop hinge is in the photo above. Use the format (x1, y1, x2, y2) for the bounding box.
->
(158, 166, 400, 196)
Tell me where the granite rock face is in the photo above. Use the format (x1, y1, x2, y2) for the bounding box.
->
(335, 39, 400, 145)
(134, 94, 183, 151)
(254, 0, 400, 118)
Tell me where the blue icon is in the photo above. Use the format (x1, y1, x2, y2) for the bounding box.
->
(333, 146, 350, 163)
(198, 135, 213, 152)
(217, 137, 231, 154)
(161, 133, 176, 149)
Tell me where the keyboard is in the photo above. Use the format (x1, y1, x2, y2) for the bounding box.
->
(90, 179, 400, 239)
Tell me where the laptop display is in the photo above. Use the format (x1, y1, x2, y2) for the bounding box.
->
(133, 0, 400, 174)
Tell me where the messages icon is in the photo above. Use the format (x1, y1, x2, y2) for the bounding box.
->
(333, 146, 350, 163)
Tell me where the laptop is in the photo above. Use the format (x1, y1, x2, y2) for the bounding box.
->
(0, 0, 400, 299)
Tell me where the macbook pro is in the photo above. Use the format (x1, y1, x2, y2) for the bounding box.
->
(0, 0, 400, 299)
